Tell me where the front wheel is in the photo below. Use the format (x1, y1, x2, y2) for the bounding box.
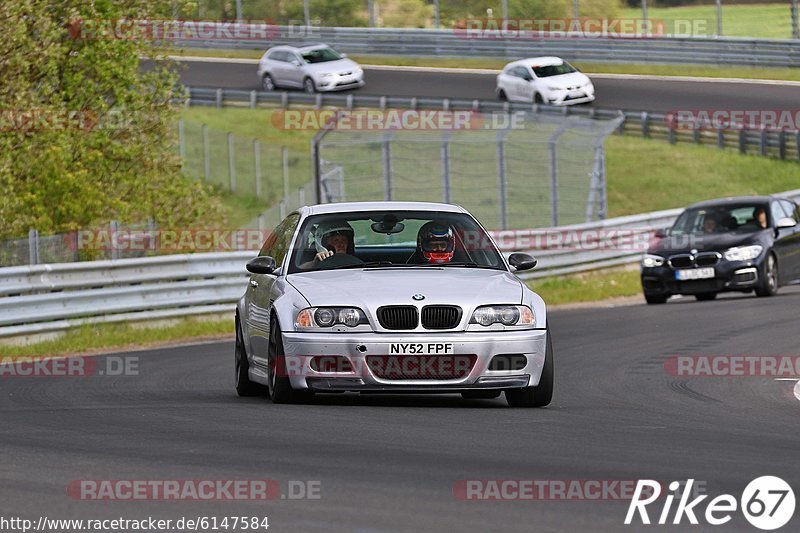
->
(755, 253, 778, 297)
(505, 328, 553, 408)
(303, 77, 316, 94)
(268, 316, 313, 404)
(235, 318, 264, 397)
(694, 292, 717, 301)
(262, 74, 276, 91)
(644, 293, 668, 304)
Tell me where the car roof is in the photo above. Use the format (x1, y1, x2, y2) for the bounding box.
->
(273, 42, 327, 51)
(303, 201, 467, 216)
(686, 196, 774, 209)
(506, 56, 565, 69)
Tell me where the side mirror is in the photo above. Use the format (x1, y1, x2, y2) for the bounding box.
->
(508, 252, 537, 271)
(246, 256, 277, 274)
(291, 59, 302, 67)
(776, 217, 797, 230)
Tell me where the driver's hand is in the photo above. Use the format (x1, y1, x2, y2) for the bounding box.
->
(315, 250, 334, 262)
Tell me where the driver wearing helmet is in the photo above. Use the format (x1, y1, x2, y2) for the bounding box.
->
(412, 221, 455, 264)
(300, 221, 356, 269)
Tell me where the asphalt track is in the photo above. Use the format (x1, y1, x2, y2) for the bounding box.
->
(3, 287, 800, 531)
(174, 58, 800, 113)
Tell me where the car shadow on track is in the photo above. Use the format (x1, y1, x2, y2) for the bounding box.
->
(230, 393, 512, 408)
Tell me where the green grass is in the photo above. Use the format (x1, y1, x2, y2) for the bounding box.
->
(526, 266, 642, 306)
(167, 49, 800, 83)
(0, 316, 234, 358)
(605, 135, 800, 217)
(621, 2, 794, 40)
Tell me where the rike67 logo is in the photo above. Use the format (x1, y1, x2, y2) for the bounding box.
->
(625, 477, 795, 530)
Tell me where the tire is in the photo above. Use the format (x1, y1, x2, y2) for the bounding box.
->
(235, 318, 264, 397)
(497, 89, 507, 101)
(303, 77, 316, 94)
(505, 327, 553, 408)
(644, 293, 668, 304)
(533, 93, 544, 104)
(755, 253, 778, 297)
(694, 292, 717, 301)
(261, 74, 276, 92)
(267, 316, 313, 404)
(461, 390, 502, 400)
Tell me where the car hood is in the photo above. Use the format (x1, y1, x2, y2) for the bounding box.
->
(304, 58, 360, 75)
(649, 231, 767, 255)
(542, 72, 591, 88)
(287, 268, 523, 310)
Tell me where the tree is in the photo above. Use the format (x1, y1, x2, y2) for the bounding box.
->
(0, 0, 223, 240)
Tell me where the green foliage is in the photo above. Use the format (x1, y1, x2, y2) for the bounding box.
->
(0, 0, 224, 240)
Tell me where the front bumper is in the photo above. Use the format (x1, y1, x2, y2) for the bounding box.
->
(547, 89, 595, 106)
(314, 75, 365, 92)
(278, 329, 547, 392)
(641, 257, 763, 296)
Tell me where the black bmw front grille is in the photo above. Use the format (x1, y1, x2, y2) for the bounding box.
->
(377, 306, 418, 330)
(669, 254, 693, 268)
(694, 252, 721, 267)
(421, 305, 461, 330)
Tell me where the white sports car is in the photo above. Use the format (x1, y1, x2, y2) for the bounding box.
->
(235, 201, 553, 407)
(496, 56, 595, 105)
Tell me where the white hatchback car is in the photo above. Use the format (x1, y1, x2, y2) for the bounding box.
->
(496, 57, 595, 105)
(257, 43, 365, 93)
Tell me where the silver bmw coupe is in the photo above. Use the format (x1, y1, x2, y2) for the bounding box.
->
(235, 202, 553, 407)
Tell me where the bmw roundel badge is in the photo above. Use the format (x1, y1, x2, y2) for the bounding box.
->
(412, 294, 425, 301)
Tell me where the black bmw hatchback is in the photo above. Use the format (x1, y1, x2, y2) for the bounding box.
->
(641, 196, 800, 304)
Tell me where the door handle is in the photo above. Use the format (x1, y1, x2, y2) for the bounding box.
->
(249, 279, 259, 288)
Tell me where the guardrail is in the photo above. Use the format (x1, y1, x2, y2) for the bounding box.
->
(4, 188, 800, 339)
(185, 87, 800, 161)
(175, 25, 800, 68)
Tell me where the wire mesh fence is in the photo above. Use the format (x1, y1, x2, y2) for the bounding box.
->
(313, 111, 623, 230)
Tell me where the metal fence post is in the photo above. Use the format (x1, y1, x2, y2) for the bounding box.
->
(496, 126, 513, 230)
(178, 118, 185, 160)
(299, 186, 306, 207)
(793, 0, 799, 40)
(254, 139, 262, 198)
(282, 146, 290, 205)
(641, 111, 649, 137)
(202, 124, 210, 181)
(760, 127, 768, 156)
(28, 229, 40, 265)
(227, 132, 236, 192)
(215, 88, 223, 108)
(110, 221, 120, 261)
(778, 130, 786, 159)
(279, 200, 286, 220)
(382, 134, 392, 201)
(715, 0, 723, 37)
(441, 137, 451, 204)
(717, 128, 725, 149)
(739, 129, 747, 154)
(668, 117, 676, 144)
(249, 90, 256, 109)
(547, 121, 572, 227)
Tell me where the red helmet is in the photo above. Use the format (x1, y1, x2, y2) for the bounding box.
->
(418, 221, 455, 263)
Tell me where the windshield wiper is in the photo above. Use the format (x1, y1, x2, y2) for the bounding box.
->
(335, 261, 395, 269)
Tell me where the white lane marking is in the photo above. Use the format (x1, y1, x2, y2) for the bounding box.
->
(774, 378, 800, 381)
(167, 56, 800, 86)
(795, 381, 800, 401)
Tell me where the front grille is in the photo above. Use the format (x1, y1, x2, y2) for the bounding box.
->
(366, 355, 476, 380)
(339, 71, 352, 76)
(421, 305, 461, 330)
(695, 252, 721, 267)
(668, 254, 693, 268)
(377, 306, 418, 330)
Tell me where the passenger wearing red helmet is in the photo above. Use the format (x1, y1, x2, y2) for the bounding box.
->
(415, 221, 455, 264)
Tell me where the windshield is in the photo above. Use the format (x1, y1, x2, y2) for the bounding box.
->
(287, 211, 506, 274)
(532, 62, 577, 78)
(670, 204, 769, 235)
(301, 47, 343, 64)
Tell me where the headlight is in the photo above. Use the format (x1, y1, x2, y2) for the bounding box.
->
(469, 305, 534, 328)
(545, 84, 562, 91)
(295, 307, 369, 330)
(642, 254, 665, 268)
(320, 72, 335, 78)
(723, 245, 763, 261)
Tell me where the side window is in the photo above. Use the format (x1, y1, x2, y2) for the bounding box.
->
(270, 214, 300, 268)
(259, 214, 298, 259)
(770, 201, 785, 227)
(779, 200, 797, 221)
(517, 67, 532, 79)
(270, 50, 286, 62)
